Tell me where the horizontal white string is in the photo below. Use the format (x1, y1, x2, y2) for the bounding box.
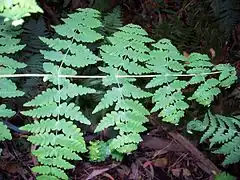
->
(0, 71, 220, 79)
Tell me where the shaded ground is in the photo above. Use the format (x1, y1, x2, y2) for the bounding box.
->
(1, 113, 239, 179)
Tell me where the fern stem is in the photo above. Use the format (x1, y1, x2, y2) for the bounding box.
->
(0, 72, 221, 79)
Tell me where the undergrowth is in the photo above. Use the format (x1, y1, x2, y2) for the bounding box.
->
(0, 6, 239, 180)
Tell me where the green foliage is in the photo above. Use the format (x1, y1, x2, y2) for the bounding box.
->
(152, 1, 225, 55)
(0, 22, 25, 146)
(214, 171, 236, 180)
(20, 8, 103, 179)
(188, 111, 240, 165)
(0, 104, 15, 140)
(20, 16, 50, 98)
(146, 39, 188, 124)
(88, 140, 124, 162)
(209, 0, 240, 38)
(0, 0, 43, 26)
(146, 39, 237, 124)
(102, 6, 123, 35)
(0, 6, 238, 179)
(94, 24, 153, 155)
(88, 140, 110, 162)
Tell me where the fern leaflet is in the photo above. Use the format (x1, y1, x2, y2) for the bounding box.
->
(94, 24, 152, 156)
(20, 8, 103, 179)
(188, 111, 240, 165)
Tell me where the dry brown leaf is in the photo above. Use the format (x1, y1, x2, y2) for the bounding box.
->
(152, 158, 168, 168)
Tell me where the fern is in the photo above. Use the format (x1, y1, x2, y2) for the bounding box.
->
(88, 140, 110, 162)
(0, 105, 15, 141)
(146, 39, 189, 124)
(210, 0, 240, 38)
(187, 54, 237, 106)
(20, 8, 103, 179)
(102, 6, 123, 35)
(19, 17, 50, 98)
(93, 24, 153, 156)
(146, 39, 237, 124)
(0, 6, 238, 178)
(188, 111, 240, 165)
(0, 22, 26, 152)
(0, 0, 43, 26)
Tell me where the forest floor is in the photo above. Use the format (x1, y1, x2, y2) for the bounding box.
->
(0, 113, 239, 179)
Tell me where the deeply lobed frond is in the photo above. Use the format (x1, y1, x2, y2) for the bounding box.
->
(0, 0, 43, 25)
(0, 104, 15, 117)
(147, 38, 237, 125)
(0, 22, 25, 145)
(24, 84, 96, 106)
(88, 140, 110, 162)
(22, 102, 90, 125)
(146, 39, 188, 124)
(0, 122, 12, 141)
(93, 24, 153, 156)
(102, 6, 123, 34)
(188, 78, 221, 106)
(54, 8, 103, 42)
(20, 8, 105, 179)
(99, 24, 154, 75)
(188, 111, 240, 165)
(21, 118, 87, 179)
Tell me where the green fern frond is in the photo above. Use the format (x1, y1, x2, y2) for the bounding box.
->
(109, 133, 142, 153)
(186, 53, 214, 85)
(213, 64, 237, 88)
(93, 87, 121, 114)
(0, 106, 13, 140)
(40, 43, 99, 68)
(210, 0, 240, 38)
(0, 78, 25, 98)
(0, 22, 25, 144)
(24, 84, 96, 106)
(185, 53, 236, 106)
(99, 24, 154, 75)
(20, 8, 105, 179)
(115, 99, 150, 115)
(146, 76, 177, 88)
(215, 136, 240, 165)
(99, 66, 136, 86)
(122, 83, 152, 99)
(88, 140, 110, 162)
(54, 8, 103, 42)
(22, 102, 90, 124)
(0, 0, 43, 25)
(32, 166, 68, 180)
(0, 22, 26, 97)
(189, 78, 221, 106)
(110, 150, 124, 161)
(0, 122, 12, 141)
(33, 146, 81, 160)
(102, 6, 123, 34)
(94, 111, 118, 132)
(93, 24, 152, 156)
(36, 175, 59, 180)
(146, 39, 188, 124)
(187, 113, 210, 133)
(0, 36, 25, 53)
(187, 53, 214, 67)
(0, 55, 26, 70)
(0, 104, 15, 117)
(188, 111, 240, 165)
